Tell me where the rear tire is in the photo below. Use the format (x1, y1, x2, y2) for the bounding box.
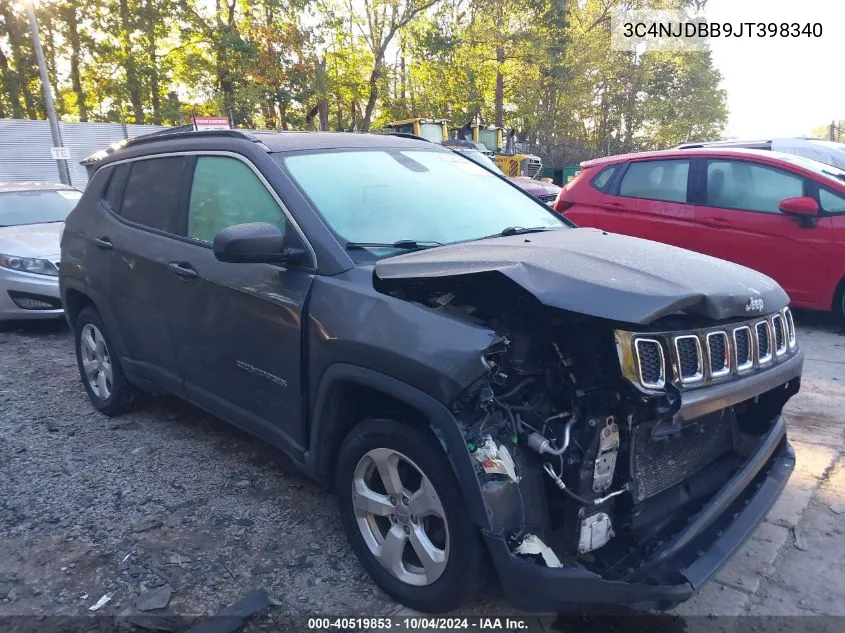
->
(336, 418, 488, 613)
(836, 282, 845, 322)
(74, 306, 138, 416)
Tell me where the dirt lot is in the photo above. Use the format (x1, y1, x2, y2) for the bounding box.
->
(1, 312, 844, 630)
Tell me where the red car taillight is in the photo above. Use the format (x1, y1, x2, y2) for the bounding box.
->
(552, 188, 574, 213)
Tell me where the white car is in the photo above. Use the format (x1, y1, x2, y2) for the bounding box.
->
(0, 181, 81, 320)
(678, 138, 845, 170)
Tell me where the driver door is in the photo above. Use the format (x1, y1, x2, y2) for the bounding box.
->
(167, 154, 314, 452)
(693, 159, 831, 306)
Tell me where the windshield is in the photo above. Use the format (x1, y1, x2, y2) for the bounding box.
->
(780, 154, 845, 184)
(277, 149, 564, 250)
(456, 149, 506, 176)
(0, 189, 81, 226)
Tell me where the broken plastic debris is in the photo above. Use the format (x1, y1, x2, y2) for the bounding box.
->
(793, 527, 809, 552)
(89, 591, 114, 611)
(473, 436, 519, 482)
(514, 534, 562, 568)
(135, 583, 173, 611)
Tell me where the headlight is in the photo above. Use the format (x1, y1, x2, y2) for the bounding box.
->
(0, 253, 59, 277)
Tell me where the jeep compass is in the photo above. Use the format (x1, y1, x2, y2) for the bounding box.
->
(60, 130, 802, 613)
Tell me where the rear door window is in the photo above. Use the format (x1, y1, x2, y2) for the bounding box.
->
(619, 160, 690, 203)
(119, 157, 188, 233)
(591, 166, 617, 191)
(104, 164, 130, 212)
(705, 160, 804, 214)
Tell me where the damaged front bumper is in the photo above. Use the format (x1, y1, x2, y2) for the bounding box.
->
(483, 414, 795, 612)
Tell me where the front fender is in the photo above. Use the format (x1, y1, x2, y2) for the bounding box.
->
(306, 362, 492, 531)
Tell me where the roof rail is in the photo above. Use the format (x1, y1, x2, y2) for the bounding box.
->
(379, 132, 432, 142)
(676, 139, 773, 150)
(124, 128, 262, 149)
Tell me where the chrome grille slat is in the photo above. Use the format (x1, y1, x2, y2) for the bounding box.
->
(733, 326, 753, 372)
(635, 339, 665, 389)
(674, 335, 703, 383)
(755, 321, 772, 365)
(772, 314, 787, 356)
(784, 308, 796, 348)
(706, 331, 730, 377)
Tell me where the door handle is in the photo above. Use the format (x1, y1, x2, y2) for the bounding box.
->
(168, 262, 198, 279)
(701, 218, 732, 228)
(94, 237, 113, 250)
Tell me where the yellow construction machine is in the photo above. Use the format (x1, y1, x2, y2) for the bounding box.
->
(386, 118, 449, 143)
(453, 122, 543, 179)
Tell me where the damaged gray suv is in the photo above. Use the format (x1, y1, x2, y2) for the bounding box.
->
(61, 130, 802, 613)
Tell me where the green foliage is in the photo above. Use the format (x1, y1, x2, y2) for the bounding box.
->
(0, 0, 728, 163)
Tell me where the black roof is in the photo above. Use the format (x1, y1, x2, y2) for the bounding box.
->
(124, 128, 436, 152)
(82, 129, 439, 168)
(251, 131, 437, 152)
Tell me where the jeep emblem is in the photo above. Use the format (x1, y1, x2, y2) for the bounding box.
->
(745, 297, 764, 312)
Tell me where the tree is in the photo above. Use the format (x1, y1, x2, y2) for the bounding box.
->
(810, 121, 844, 141)
(350, 0, 440, 131)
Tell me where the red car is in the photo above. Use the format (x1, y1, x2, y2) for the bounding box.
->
(554, 148, 845, 318)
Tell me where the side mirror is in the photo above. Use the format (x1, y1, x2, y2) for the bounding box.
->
(778, 196, 819, 217)
(213, 222, 306, 265)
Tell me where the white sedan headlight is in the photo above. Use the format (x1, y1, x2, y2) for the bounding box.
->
(0, 253, 59, 277)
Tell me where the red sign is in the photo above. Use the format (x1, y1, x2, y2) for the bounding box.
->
(192, 116, 231, 131)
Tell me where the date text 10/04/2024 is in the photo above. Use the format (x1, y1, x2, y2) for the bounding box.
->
(307, 617, 531, 630)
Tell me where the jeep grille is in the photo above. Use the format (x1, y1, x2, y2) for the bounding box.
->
(616, 307, 798, 392)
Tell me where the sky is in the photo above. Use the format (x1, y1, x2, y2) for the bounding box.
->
(704, 0, 845, 139)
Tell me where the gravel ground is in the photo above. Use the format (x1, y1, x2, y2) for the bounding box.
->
(1, 312, 844, 632)
(0, 319, 395, 624)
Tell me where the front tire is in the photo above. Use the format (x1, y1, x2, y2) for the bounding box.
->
(336, 418, 487, 613)
(74, 306, 138, 416)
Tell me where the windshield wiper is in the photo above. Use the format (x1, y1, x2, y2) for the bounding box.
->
(345, 239, 444, 251)
(822, 169, 845, 182)
(484, 226, 555, 239)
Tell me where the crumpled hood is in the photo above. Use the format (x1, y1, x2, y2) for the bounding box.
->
(374, 228, 789, 325)
(0, 222, 63, 259)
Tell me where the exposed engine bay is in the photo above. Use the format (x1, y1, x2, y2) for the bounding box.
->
(378, 272, 799, 580)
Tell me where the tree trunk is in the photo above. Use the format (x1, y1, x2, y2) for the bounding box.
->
(0, 44, 24, 118)
(279, 100, 288, 130)
(62, 1, 88, 121)
(119, 0, 144, 123)
(400, 55, 408, 118)
(216, 33, 235, 125)
(145, 0, 161, 124)
(494, 5, 505, 128)
(318, 99, 329, 131)
(361, 53, 384, 132)
(336, 96, 343, 131)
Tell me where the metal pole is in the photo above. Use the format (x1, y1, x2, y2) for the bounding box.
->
(25, 2, 71, 186)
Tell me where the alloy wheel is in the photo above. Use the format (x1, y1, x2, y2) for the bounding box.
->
(352, 447, 449, 586)
(80, 323, 113, 400)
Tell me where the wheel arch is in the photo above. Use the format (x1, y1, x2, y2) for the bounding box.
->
(62, 286, 95, 327)
(307, 363, 491, 530)
(60, 279, 128, 358)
